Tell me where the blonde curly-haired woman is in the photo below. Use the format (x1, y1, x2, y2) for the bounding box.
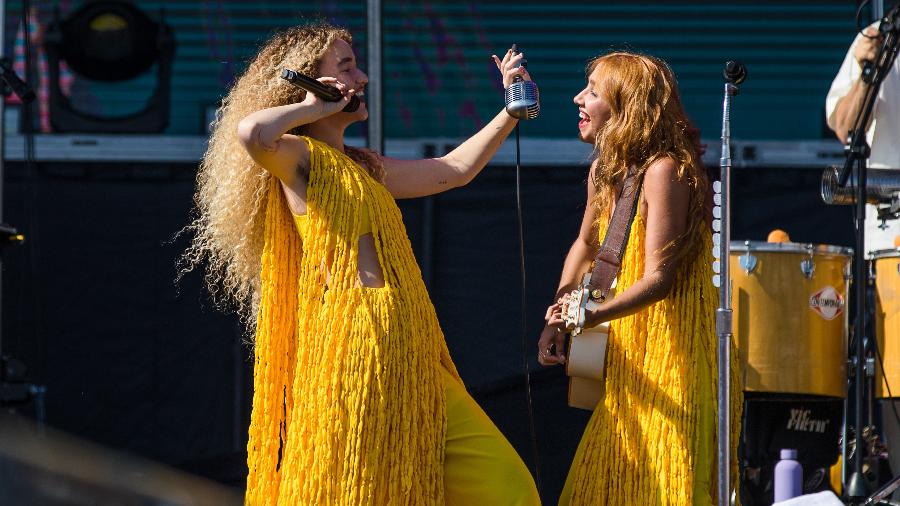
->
(183, 21, 540, 506)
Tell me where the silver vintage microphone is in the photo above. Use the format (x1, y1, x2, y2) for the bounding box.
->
(504, 45, 540, 120)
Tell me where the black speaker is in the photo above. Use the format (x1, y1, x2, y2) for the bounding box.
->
(739, 394, 843, 505)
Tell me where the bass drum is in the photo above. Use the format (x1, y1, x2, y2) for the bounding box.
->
(873, 249, 900, 398)
(730, 241, 851, 397)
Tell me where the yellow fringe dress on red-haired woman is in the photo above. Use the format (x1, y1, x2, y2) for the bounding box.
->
(559, 211, 740, 505)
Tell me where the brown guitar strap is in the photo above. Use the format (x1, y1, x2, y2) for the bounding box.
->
(586, 168, 644, 301)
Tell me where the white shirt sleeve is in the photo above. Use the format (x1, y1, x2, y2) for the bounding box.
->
(825, 31, 864, 131)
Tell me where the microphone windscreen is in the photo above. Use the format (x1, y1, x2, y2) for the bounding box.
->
(767, 229, 790, 243)
(504, 80, 540, 120)
(723, 61, 747, 85)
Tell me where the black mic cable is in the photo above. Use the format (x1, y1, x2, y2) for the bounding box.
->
(514, 123, 543, 493)
(506, 44, 543, 493)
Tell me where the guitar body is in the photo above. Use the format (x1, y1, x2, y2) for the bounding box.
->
(563, 275, 615, 410)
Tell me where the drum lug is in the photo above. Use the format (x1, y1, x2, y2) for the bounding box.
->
(739, 253, 757, 274)
(800, 244, 815, 279)
(800, 258, 815, 279)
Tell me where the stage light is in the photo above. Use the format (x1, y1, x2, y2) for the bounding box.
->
(44, 0, 176, 133)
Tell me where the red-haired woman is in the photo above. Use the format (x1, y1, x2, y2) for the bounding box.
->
(538, 52, 740, 505)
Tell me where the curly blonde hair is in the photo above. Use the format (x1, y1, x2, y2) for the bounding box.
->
(180, 21, 383, 324)
(589, 51, 707, 263)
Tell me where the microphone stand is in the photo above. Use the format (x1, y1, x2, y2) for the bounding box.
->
(714, 61, 744, 506)
(835, 5, 900, 501)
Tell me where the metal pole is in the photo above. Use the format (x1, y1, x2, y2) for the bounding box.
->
(873, 0, 884, 22)
(366, 0, 383, 153)
(847, 155, 869, 500)
(716, 81, 737, 506)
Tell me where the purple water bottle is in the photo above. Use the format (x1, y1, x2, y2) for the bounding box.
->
(774, 448, 803, 502)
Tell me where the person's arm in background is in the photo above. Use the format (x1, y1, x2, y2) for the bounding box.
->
(827, 25, 882, 143)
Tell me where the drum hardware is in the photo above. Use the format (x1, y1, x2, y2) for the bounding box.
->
(876, 201, 900, 226)
(848, 356, 877, 379)
(740, 252, 758, 273)
(801, 244, 816, 279)
(845, 424, 889, 474)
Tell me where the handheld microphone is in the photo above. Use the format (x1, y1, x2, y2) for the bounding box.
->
(504, 45, 540, 120)
(280, 68, 360, 113)
(723, 61, 747, 85)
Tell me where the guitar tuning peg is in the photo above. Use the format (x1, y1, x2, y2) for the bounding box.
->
(712, 218, 722, 232)
(712, 243, 720, 260)
(712, 274, 721, 287)
(712, 260, 720, 274)
(713, 180, 722, 193)
(713, 193, 722, 206)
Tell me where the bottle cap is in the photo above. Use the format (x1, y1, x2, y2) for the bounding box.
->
(780, 448, 798, 460)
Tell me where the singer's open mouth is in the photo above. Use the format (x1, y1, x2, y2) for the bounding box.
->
(578, 111, 589, 128)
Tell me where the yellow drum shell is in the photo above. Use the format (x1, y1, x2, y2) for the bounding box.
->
(874, 250, 900, 398)
(730, 242, 850, 398)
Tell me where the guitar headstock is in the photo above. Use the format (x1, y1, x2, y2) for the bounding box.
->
(562, 287, 587, 336)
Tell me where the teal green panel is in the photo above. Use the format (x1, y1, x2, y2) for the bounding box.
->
(3, 1, 862, 139)
(379, 0, 858, 140)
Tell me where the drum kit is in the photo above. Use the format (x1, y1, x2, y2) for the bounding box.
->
(719, 4, 900, 502)
(731, 212, 900, 504)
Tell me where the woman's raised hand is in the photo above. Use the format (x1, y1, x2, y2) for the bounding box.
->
(491, 47, 533, 89)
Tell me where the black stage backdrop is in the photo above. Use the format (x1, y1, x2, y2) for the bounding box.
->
(2, 160, 854, 501)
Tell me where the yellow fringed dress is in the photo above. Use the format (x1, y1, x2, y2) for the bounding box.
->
(560, 211, 742, 505)
(246, 137, 461, 505)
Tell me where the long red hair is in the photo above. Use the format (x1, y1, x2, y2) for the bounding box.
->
(589, 51, 708, 262)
